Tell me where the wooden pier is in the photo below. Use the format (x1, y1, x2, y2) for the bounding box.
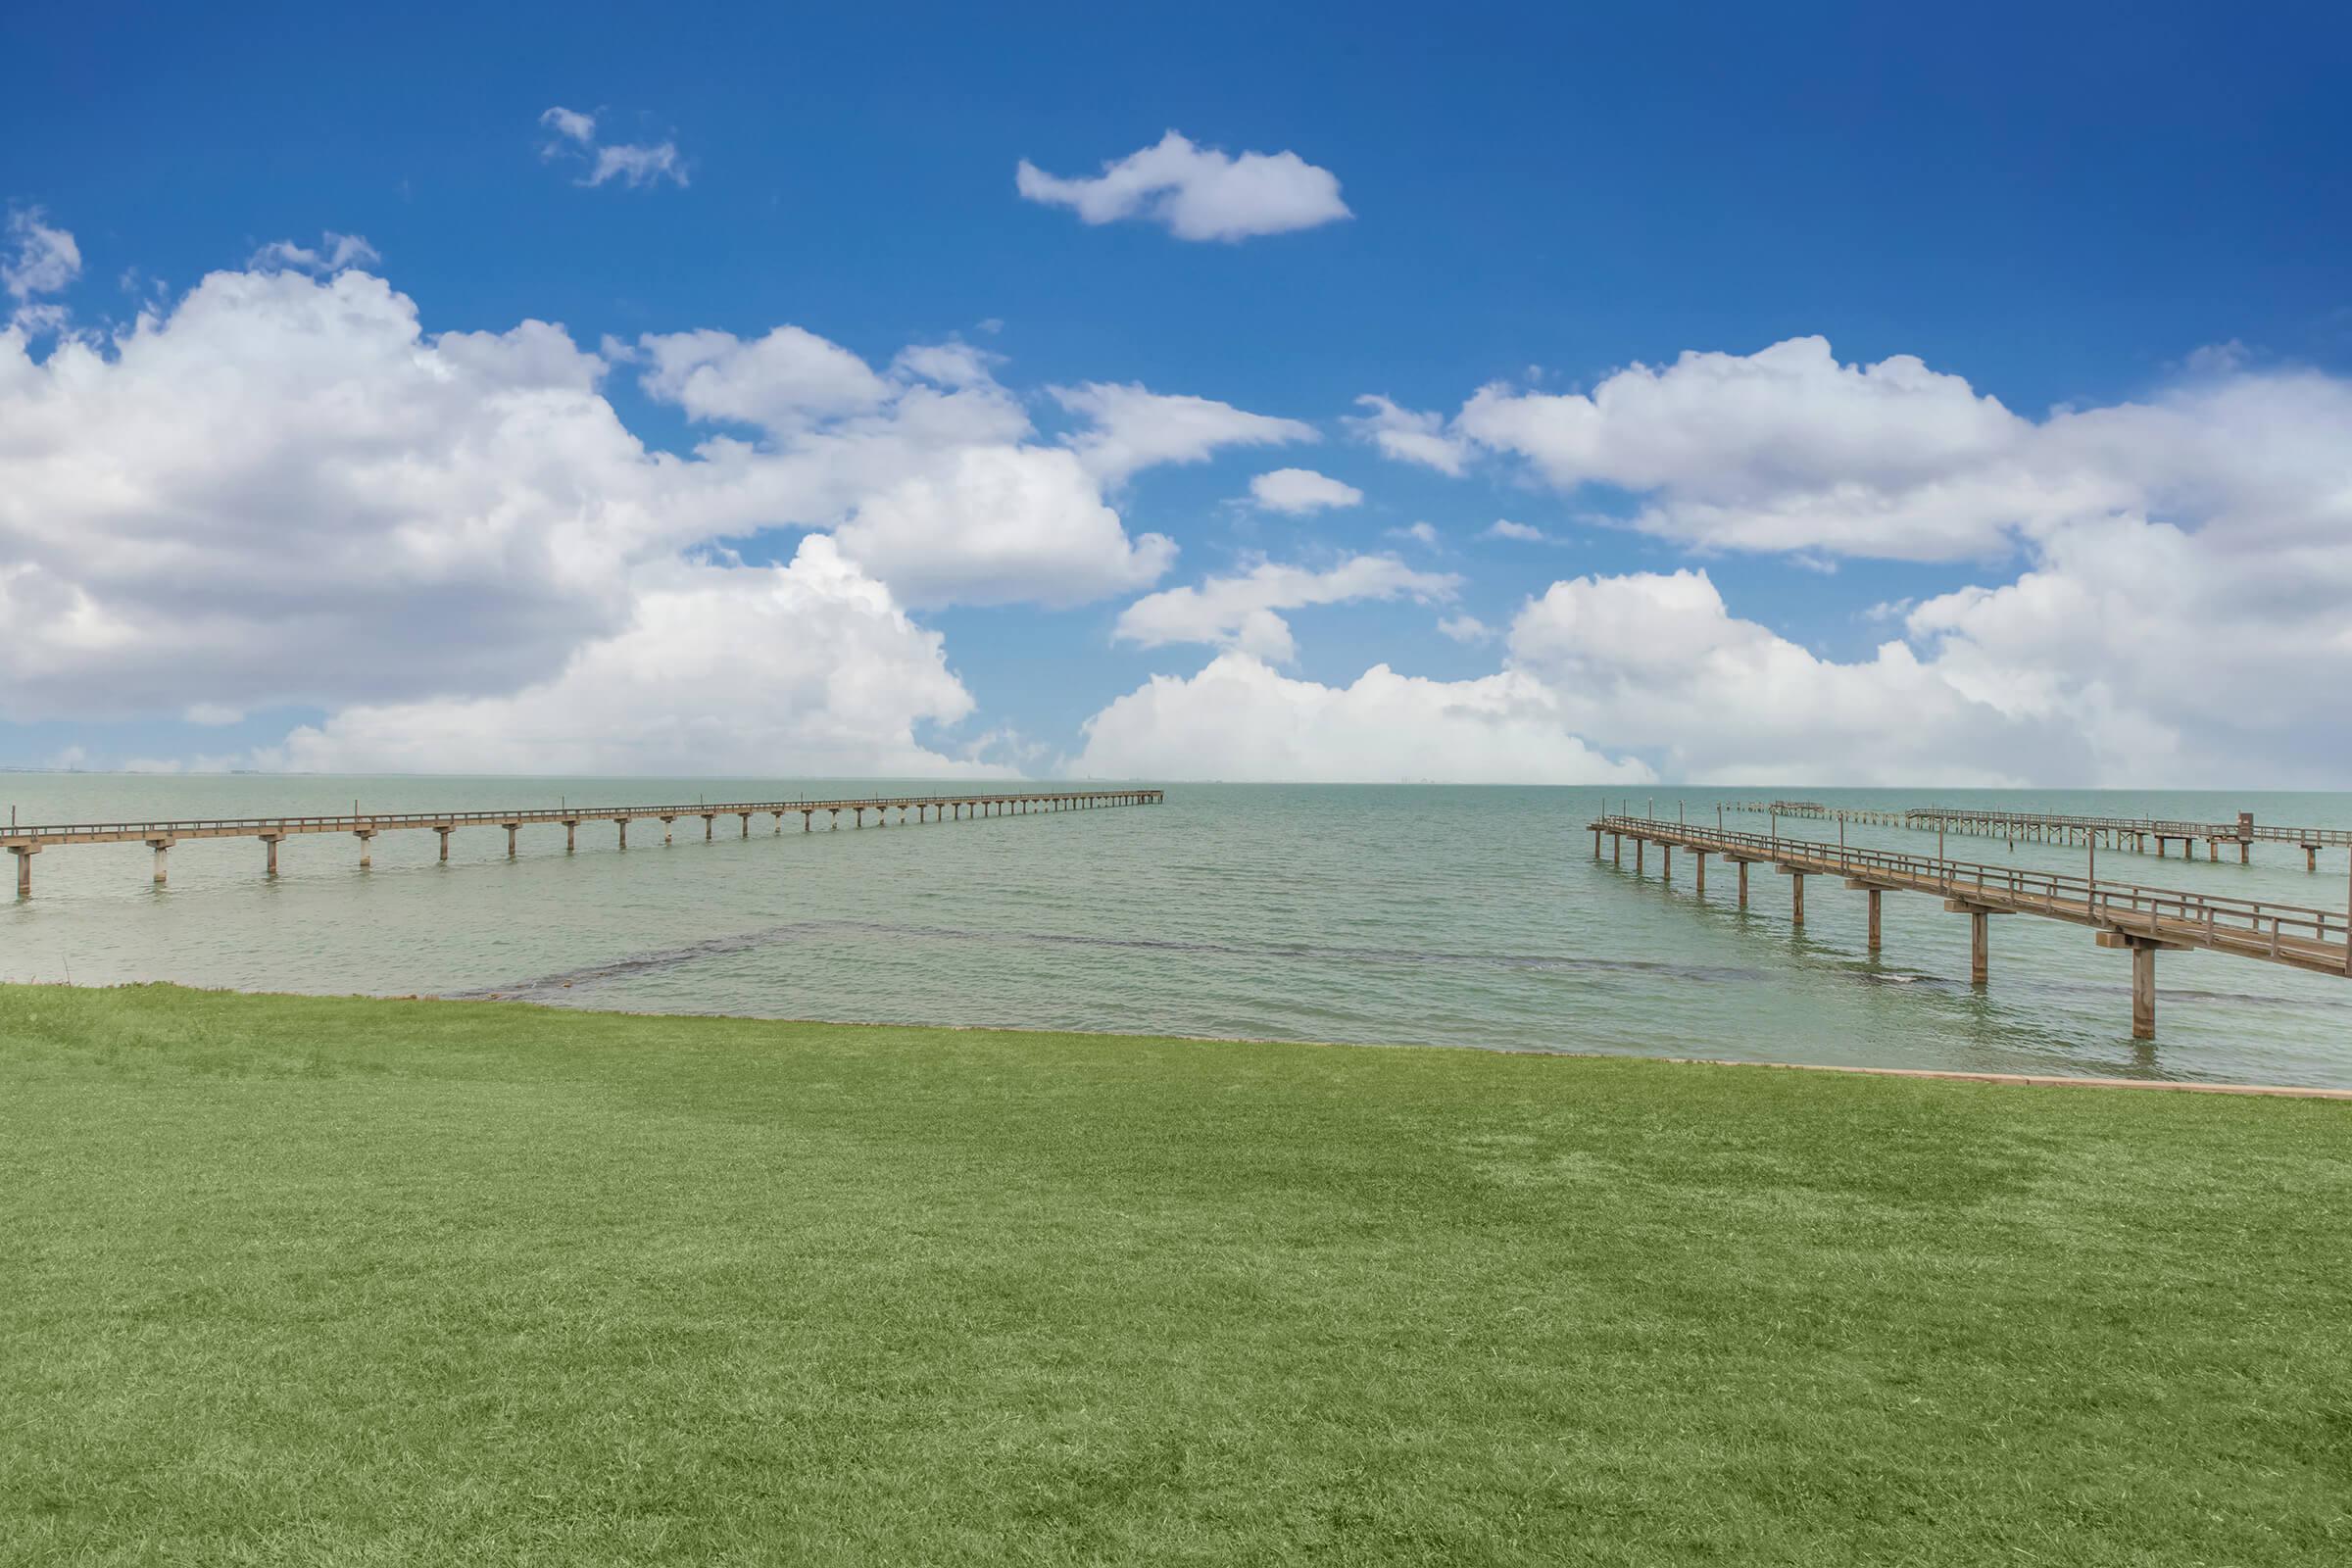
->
(1590, 813, 2351, 1039)
(1725, 801, 2352, 870)
(3, 789, 1163, 898)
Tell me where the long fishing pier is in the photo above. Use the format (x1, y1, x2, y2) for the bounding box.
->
(1726, 801, 2352, 870)
(3, 789, 1163, 898)
(1591, 814, 2351, 1039)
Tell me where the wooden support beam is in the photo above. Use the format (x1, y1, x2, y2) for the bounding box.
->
(262, 833, 282, 876)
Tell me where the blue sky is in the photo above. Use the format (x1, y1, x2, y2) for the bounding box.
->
(5, 3, 2350, 783)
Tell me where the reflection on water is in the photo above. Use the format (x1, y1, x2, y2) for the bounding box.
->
(4, 774, 2349, 1088)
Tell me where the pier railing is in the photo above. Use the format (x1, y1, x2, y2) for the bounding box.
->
(1591, 815, 2351, 974)
(2, 790, 1162, 847)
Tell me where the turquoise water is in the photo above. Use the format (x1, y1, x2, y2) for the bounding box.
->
(4, 775, 2350, 1088)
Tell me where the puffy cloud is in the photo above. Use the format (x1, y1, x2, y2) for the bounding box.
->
(538, 106, 688, 189)
(1073, 653, 1649, 784)
(1505, 569, 2082, 786)
(832, 446, 1175, 610)
(0, 256, 1179, 760)
(1348, 394, 1472, 476)
(1482, 518, 1545, 542)
(249, 231, 381, 274)
(0, 267, 672, 719)
(1247, 466, 1362, 514)
(1387, 521, 1441, 549)
(539, 106, 597, 146)
(1444, 335, 2352, 569)
(1052, 381, 1315, 483)
(1113, 555, 1458, 663)
(3, 208, 80, 301)
(1437, 613, 1493, 643)
(1015, 130, 1349, 242)
(634, 325, 890, 429)
(277, 538, 997, 777)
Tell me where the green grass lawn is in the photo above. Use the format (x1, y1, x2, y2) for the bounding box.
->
(3, 984, 2349, 1565)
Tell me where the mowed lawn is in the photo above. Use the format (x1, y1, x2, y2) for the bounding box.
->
(3, 985, 2348, 1565)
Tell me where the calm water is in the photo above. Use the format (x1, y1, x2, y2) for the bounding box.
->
(4, 774, 2350, 1088)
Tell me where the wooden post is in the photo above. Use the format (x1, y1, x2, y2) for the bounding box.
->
(1636, 838, 1644, 873)
(11, 844, 35, 898)
(704, 814, 715, 841)
(618, 819, 628, 850)
(2132, 942, 2157, 1038)
(356, 829, 375, 867)
(1867, 888, 1882, 953)
(435, 826, 452, 861)
(1662, 844, 1672, 880)
(147, 837, 172, 886)
(1694, 850, 1707, 896)
(1970, 910, 1988, 986)
(564, 819, 576, 853)
(1738, 859, 1749, 907)
(1790, 871, 1805, 925)
(504, 823, 518, 858)
(263, 834, 281, 876)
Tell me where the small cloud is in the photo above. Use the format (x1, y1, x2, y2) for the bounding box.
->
(1386, 521, 1442, 549)
(1862, 598, 1915, 623)
(250, 231, 380, 274)
(1347, 394, 1472, 476)
(1437, 613, 1494, 644)
(588, 141, 687, 189)
(892, 341, 1001, 389)
(1247, 466, 1364, 515)
(2182, 339, 2251, 376)
(540, 106, 598, 147)
(976, 318, 1004, 335)
(6, 207, 81, 333)
(1482, 518, 1546, 542)
(538, 106, 689, 190)
(1016, 130, 1349, 242)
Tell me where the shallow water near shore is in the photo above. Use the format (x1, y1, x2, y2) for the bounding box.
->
(4, 775, 2350, 1088)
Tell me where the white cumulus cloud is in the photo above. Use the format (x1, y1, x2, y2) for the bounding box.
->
(277, 539, 998, 777)
(4, 208, 81, 301)
(1113, 555, 1459, 664)
(1247, 466, 1362, 514)
(1015, 130, 1350, 242)
(1053, 381, 1315, 484)
(1348, 393, 1472, 476)
(1074, 653, 1649, 784)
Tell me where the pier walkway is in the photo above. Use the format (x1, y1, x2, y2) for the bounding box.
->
(1590, 813, 2351, 1038)
(5, 789, 1163, 897)
(1724, 801, 2352, 870)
